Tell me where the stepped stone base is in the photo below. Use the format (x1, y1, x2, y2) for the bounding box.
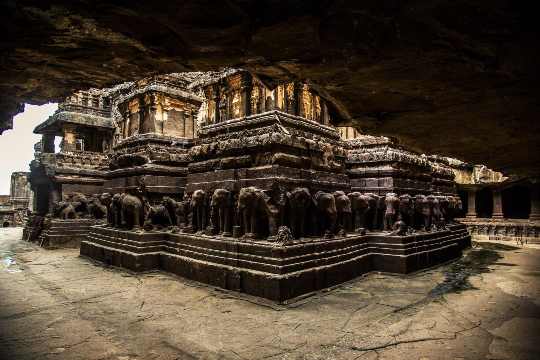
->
(81, 224, 470, 303)
(39, 219, 100, 248)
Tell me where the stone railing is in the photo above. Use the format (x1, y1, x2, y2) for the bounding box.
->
(58, 103, 111, 118)
(37, 151, 109, 170)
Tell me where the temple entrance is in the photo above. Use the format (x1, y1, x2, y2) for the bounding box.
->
(502, 185, 531, 219)
(476, 188, 493, 218)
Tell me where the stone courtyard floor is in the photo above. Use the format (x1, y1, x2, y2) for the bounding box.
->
(1, 228, 539, 360)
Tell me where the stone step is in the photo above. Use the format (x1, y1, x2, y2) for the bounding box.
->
(84, 229, 469, 275)
(86, 234, 163, 254)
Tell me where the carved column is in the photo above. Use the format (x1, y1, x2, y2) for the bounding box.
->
(212, 85, 220, 124)
(241, 74, 252, 117)
(293, 83, 300, 116)
(492, 189, 504, 219)
(186, 108, 194, 138)
(466, 189, 477, 218)
(321, 103, 328, 125)
(529, 185, 540, 221)
(141, 95, 158, 134)
(41, 133, 55, 153)
(62, 124, 77, 152)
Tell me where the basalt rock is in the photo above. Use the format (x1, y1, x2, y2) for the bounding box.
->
(3, 1, 539, 177)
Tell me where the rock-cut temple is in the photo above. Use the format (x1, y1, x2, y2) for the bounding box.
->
(23, 69, 539, 303)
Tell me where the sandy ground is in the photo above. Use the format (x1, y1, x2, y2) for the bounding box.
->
(1, 227, 539, 360)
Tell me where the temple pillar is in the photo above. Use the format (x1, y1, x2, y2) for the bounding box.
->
(212, 86, 220, 124)
(466, 189, 477, 218)
(185, 109, 194, 138)
(62, 125, 77, 152)
(293, 83, 300, 116)
(141, 96, 157, 134)
(492, 189, 504, 219)
(241, 74, 252, 117)
(41, 133, 55, 153)
(529, 185, 540, 221)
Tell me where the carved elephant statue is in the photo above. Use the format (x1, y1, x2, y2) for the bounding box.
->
(211, 189, 233, 236)
(398, 194, 414, 227)
(120, 193, 144, 230)
(384, 193, 400, 231)
(415, 194, 431, 231)
(162, 196, 182, 227)
(428, 195, 442, 230)
(334, 191, 352, 235)
(446, 196, 457, 223)
(190, 190, 208, 233)
(438, 195, 450, 226)
(144, 202, 172, 230)
(109, 193, 122, 228)
(451, 196, 463, 222)
(348, 192, 371, 232)
(237, 187, 276, 239)
(313, 191, 337, 238)
(87, 195, 107, 220)
(99, 193, 113, 224)
(52, 201, 77, 219)
(67, 192, 89, 217)
(365, 193, 383, 231)
(286, 187, 311, 238)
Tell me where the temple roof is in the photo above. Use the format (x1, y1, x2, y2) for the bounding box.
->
(34, 109, 113, 134)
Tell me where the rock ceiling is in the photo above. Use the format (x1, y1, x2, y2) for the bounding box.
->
(2, 1, 539, 177)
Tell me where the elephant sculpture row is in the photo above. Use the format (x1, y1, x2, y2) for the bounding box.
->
(51, 192, 108, 220)
(90, 187, 463, 238)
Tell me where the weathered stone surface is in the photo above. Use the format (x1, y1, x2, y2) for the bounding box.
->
(2, 1, 539, 176)
(2, 227, 540, 359)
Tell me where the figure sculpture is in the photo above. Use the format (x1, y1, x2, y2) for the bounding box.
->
(190, 190, 208, 233)
(237, 187, 276, 239)
(313, 191, 337, 238)
(390, 220, 408, 236)
(211, 188, 232, 236)
(415, 194, 431, 231)
(273, 226, 294, 246)
(68, 192, 89, 217)
(438, 195, 450, 227)
(384, 193, 400, 231)
(109, 193, 122, 228)
(334, 191, 352, 235)
(447, 195, 462, 223)
(398, 194, 414, 227)
(52, 201, 77, 219)
(144, 202, 172, 230)
(120, 193, 144, 230)
(162, 196, 181, 227)
(429, 195, 443, 230)
(348, 192, 371, 232)
(286, 187, 311, 238)
(99, 193, 113, 224)
(87, 195, 107, 220)
(365, 193, 379, 230)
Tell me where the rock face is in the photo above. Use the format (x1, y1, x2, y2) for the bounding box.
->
(3, 1, 540, 176)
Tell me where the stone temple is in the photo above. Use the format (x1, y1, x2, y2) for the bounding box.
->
(22, 69, 538, 302)
(0, 172, 32, 228)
